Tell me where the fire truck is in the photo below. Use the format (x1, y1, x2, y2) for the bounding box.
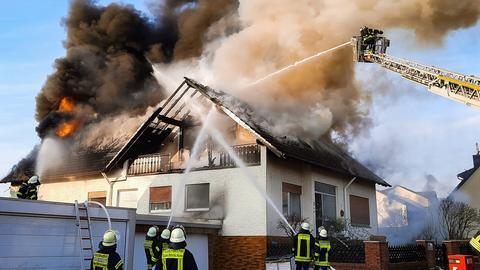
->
(352, 27, 480, 109)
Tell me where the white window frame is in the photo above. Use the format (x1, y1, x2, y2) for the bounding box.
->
(314, 181, 337, 222)
(184, 183, 210, 212)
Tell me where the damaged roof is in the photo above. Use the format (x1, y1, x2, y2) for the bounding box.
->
(107, 78, 389, 186)
(0, 149, 118, 184)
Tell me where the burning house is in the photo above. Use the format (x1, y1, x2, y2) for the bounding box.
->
(2, 78, 390, 269)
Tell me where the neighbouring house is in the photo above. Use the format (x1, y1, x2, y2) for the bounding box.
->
(1, 78, 389, 270)
(450, 147, 480, 209)
(377, 185, 439, 244)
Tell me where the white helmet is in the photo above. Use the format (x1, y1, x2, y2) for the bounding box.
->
(319, 228, 328, 238)
(147, 226, 158, 237)
(28, 175, 39, 184)
(102, 230, 117, 247)
(161, 229, 171, 240)
(301, 222, 310, 231)
(170, 227, 186, 243)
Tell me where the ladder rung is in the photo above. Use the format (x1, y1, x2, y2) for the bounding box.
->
(81, 237, 91, 240)
(80, 227, 90, 229)
(83, 247, 92, 250)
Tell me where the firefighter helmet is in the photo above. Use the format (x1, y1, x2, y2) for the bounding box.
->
(170, 227, 186, 243)
(161, 229, 171, 240)
(301, 222, 310, 231)
(147, 226, 158, 237)
(102, 230, 117, 247)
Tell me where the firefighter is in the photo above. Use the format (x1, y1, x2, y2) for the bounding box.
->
(314, 227, 331, 270)
(145, 226, 160, 270)
(159, 228, 171, 251)
(156, 226, 198, 270)
(91, 230, 124, 270)
(16, 175, 40, 200)
(293, 222, 315, 270)
(470, 231, 480, 254)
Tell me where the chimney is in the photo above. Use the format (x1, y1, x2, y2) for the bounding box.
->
(473, 143, 480, 169)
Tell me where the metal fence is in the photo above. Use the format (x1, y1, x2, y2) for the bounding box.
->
(266, 239, 365, 263)
(329, 239, 366, 263)
(266, 241, 292, 260)
(388, 244, 426, 263)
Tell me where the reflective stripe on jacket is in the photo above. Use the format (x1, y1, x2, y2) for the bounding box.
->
(295, 233, 312, 262)
(92, 253, 109, 270)
(314, 240, 331, 266)
(144, 239, 158, 269)
(470, 235, 480, 253)
(92, 251, 123, 270)
(162, 248, 186, 270)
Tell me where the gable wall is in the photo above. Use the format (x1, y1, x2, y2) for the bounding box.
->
(266, 151, 379, 237)
(455, 168, 480, 209)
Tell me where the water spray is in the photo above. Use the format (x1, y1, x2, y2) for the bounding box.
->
(167, 108, 215, 228)
(249, 41, 351, 86)
(207, 125, 295, 233)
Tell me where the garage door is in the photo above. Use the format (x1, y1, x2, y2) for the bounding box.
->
(0, 215, 127, 269)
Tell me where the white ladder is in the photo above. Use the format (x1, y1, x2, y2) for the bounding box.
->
(75, 200, 95, 270)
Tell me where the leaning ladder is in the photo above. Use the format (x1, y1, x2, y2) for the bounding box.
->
(75, 200, 95, 270)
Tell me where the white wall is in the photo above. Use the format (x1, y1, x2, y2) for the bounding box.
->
(134, 153, 267, 236)
(39, 177, 108, 203)
(266, 152, 379, 236)
(39, 147, 268, 236)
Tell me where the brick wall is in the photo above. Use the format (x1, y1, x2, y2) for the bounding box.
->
(210, 236, 267, 270)
(332, 262, 368, 270)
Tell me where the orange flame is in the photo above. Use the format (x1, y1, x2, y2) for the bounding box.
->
(58, 97, 75, 113)
(56, 120, 80, 138)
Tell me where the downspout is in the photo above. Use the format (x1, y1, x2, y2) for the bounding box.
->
(101, 160, 129, 206)
(101, 172, 115, 207)
(343, 177, 357, 219)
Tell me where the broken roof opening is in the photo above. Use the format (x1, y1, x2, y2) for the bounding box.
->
(104, 78, 389, 187)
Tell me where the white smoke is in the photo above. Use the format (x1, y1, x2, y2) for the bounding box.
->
(35, 138, 68, 178)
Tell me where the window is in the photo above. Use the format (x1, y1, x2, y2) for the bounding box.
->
(350, 195, 370, 226)
(282, 182, 302, 218)
(88, 191, 107, 206)
(314, 182, 336, 227)
(185, 183, 209, 210)
(150, 186, 172, 211)
(117, 189, 138, 208)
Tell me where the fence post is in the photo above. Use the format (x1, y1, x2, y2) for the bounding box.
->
(416, 240, 435, 269)
(443, 240, 462, 255)
(365, 241, 389, 270)
(443, 240, 469, 255)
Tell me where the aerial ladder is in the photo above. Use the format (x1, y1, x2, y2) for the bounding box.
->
(351, 27, 480, 108)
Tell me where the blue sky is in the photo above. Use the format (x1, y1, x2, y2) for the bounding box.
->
(0, 1, 479, 197)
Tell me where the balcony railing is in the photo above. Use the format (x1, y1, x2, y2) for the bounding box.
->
(127, 144, 261, 176)
(127, 154, 171, 175)
(219, 144, 261, 167)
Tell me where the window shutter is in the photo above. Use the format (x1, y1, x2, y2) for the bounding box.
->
(150, 186, 171, 203)
(282, 182, 302, 194)
(350, 195, 370, 225)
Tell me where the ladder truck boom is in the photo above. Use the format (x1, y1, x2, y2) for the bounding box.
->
(352, 27, 480, 108)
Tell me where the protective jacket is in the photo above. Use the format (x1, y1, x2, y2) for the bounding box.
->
(16, 182, 38, 200)
(293, 229, 315, 262)
(90, 243, 124, 270)
(470, 231, 480, 254)
(314, 238, 331, 266)
(156, 242, 198, 270)
(144, 235, 160, 270)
